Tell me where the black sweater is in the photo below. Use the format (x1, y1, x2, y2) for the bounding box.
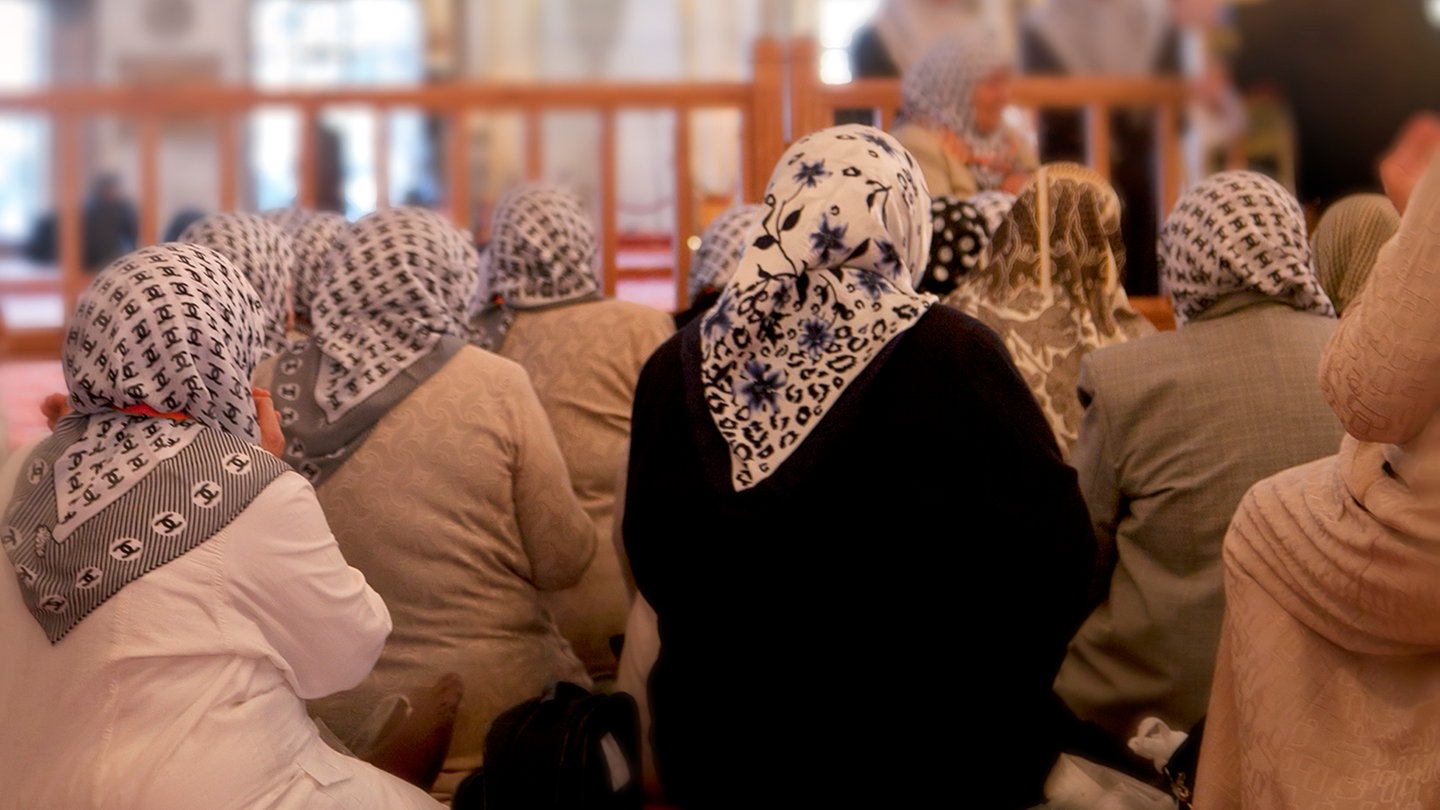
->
(624, 306, 1097, 808)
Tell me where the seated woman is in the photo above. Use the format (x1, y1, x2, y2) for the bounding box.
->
(623, 125, 1096, 809)
(0, 244, 444, 808)
(920, 194, 998, 295)
(944, 163, 1154, 455)
(263, 208, 349, 335)
(891, 25, 1036, 197)
(471, 184, 674, 681)
(1196, 118, 1440, 809)
(1057, 171, 1343, 748)
(1311, 192, 1400, 314)
(674, 203, 765, 329)
(270, 207, 596, 800)
(180, 212, 296, 358)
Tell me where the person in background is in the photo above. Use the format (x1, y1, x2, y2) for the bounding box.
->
(272, 207, 595, 801)
(920, 195, 995, 296)
(1196, 114, 1440, 810)
(624, 125, 1094, 808)
(0, 244, 448, 808)
(674, 203, 765, 329)
(472, 183, 674, 684)
(1310, 192, 1401, 314)
(945, 164, 1154, 456)
(1022, 0, 1180, 296)
(162, 208, 207, 244)
(1057, 170, 1343, 749)
(181, 212, 296, 360)
(82, 173, 139, 272)
(891, 25, 1037, 197)
(263, 208, 349, 335)
(848, 0, 984, 79)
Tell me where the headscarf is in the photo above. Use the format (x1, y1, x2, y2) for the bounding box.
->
(180, 212, 295, 358)
(702, 125, 934, 491)
(873, 0, 984, 73)
(901, 26, 1017, 191)
(968, 189, 1018, 238)
(921, 195, 993, 295)
(1027, 0, 1171, 77)
(273, 207, 478, 485)
(688, 203, 766, 305)
(263, 208, 349, 325)
(1159, 170, 1335, 326)
(1311, 193, 1400, 315)
(470, 183, 601, 351)
(1, 245, 287, 643)
(945, 163, 1154, 453)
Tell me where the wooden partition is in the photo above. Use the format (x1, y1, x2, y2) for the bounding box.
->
(0, 37, 1191, 357)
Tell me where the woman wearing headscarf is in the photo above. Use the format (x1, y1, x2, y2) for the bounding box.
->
(1023, 0, 1179, 296)
(180, 212, 296, 360)
(0, 244, 443, 808)
(1056, 171, 1343, 749)
(890, 25, 1037, 198)
(271, 207, 595, 800)
(919, 195, 992, 296)
(1310, 192, 1401, 314)
(263, 208, 349, 333)
(674, 202, 765, 329)
(1194, 120, 1440, 810)
(472, 183, 674, 682)
(623, 125, 1095, 808)
(944, 164, 1154, 455)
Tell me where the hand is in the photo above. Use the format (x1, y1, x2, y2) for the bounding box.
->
(41, 393, 70, 430)
(252, 387, 286, 457)
(1379, 113, 1440, 215)
(999, 172, 1030, 195)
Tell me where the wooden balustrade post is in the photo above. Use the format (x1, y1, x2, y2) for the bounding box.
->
(1156, 102, 1183, 218)
(374, 107, 390, 209)
(138, 115, 161, 246)
(750, 38, 787, 200)
(1086, 104, 1112, 183)
(297, 105, 318, 210)
(525, 107, 543, 181)
(57, 114, 84, 316)
(673, 108, 695, 310)
(787, 37, 823, 140)
(448, 109, 472, 232)
(217, 112, 238, 211)
(599, 108, 618, 298)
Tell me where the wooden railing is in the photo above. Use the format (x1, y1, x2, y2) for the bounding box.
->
(0, 38, 1188, 356)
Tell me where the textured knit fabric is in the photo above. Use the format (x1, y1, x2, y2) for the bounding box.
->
(701, 125, 934, 490)
(945, 164, 1154, 455)
(180, 213, 295, 357)
(626, 306, 1095, 809)
(1057, 296, 1343, 741)
(1159, 171, 1334, 326)
(1196, 153, 1440, 809)
(1310, 193, 1400, 314)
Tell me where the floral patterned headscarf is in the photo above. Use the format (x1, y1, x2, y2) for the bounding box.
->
(701, 125, 935, 490)
(901, 26, 1017, 190)
(180, 212, 295, 358)
(945, 163, 1154, 454)
(1160, 170, 1334, 326)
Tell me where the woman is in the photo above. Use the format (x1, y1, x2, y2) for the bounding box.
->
(272, 207, 595, 799)
(891, 25, 1036, 197)
(1311, 192, 1400, 314)
(945, 163, 1154, 455)
(1195, 120, 1440, 810)
(675, 202, 765, 328)
(264, 207, 349, 333)
(849, 0, 984, 79)
(472, 183, 674, 681)
(623, 125, 1095, 808)
(0, 244, 442, 808)
(181, 212, 296, 358)
(1058, 171, 1342, 748)
(920, 194, 995, 295)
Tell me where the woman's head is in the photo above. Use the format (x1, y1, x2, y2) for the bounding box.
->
(688, 203, 765, 305)
(179, 212, 294, 356)
(487, 183, 599, 308)
(922, 196, 993, 295)
(65, 243, 266, 442)
(263, 208, 348, 326)
(1311, 193, 1400, 314)
(1159, 171, 1334, 325)
(901, 26, 1013, 141)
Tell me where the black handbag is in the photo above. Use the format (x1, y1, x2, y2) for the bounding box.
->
(452, 682, 642, 810)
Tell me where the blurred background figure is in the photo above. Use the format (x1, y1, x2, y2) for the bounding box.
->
(81, 173, 139, 273)
(848, 0, 984, 79)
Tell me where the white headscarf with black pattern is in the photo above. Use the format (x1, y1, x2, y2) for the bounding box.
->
(901, 25, 1016, 190)
(688, 203, 766, 305)
(922, 195, 993, 295)
(263, 208, 348, 325)
(967, 190, 1018, 239)
(306, 206, 479, 424)
(701, 125, 935, 490)
(2, 244, 287, 642)
(180, 213, 295, 358)
(487, 183, 600, 308)
(1159, 170, 1335, 326)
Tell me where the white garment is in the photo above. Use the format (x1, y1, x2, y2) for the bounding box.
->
(0, 453, 441, 810)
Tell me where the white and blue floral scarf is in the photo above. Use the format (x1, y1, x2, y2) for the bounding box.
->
(701, 125, 936, 490)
